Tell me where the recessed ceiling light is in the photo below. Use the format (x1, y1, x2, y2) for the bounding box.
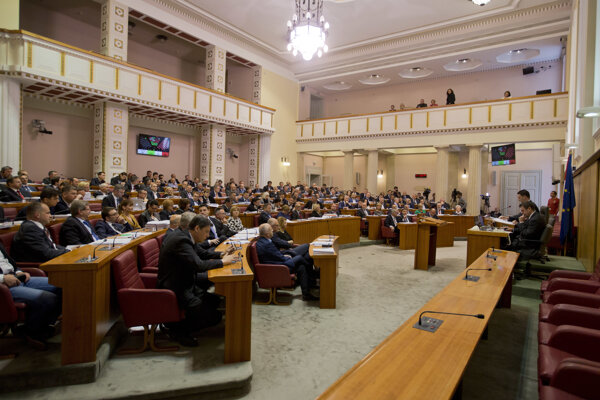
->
(398, 67, 433, 79)
(443, 58, 482, 72)
(358, 74, 390, 85)
(323, 81, 353, 90)
(155, 34, 168, 43)
(496, 48, 540, 63)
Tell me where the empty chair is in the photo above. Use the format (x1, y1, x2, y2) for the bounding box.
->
(541, 258, 600, 293)
(539, 359, 600, 400)
(137, 238, 160, 273)
(538, 303, 600, 345)
(2, 208, 17, 221)
(540, 288, 600, 321)
(247, 239, 295, 305)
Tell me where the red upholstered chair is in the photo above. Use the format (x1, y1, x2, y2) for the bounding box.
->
(247, 239, 295, 305)
(0, 231, 46, 271)
(156, 233, 165, 248)
(539, 359, 600, 400)
(111, 249, 182, 354)
(3, 208, 17, 221)
(253, 214, 260, 227)
(541, 258, 600, 294)
(380, 223, 397, 245)
(538, 304, 600, 345)
(89, 218, 99, 228)
(538, 325, 600, 385)
(359, 219, 367, 236)
(89, 203, 102, 212)
(540, 289, 600, 321)
(137, 238, 160, 273)
(48, 223, 62, 246)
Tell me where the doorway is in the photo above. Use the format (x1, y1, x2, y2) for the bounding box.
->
(501, 170, 542, 213)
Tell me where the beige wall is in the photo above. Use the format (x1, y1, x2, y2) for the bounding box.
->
(393, 153, 437, 194)
(226, 63, 253, 102)
(321, 60, 563, 118)
(0, 0, 19, 29)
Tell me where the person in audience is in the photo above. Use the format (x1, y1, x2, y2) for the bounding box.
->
(16, 187, 60, 220)
(256, 223, 318, 301)
(389, 105, 396, 111)
(454, 205, 464, 215)
(246, 197, 260, 212)
(59, 200, 99, 245)
(373, 203, 384, 216)
(427, 207, 440, 219)
(119, 198, 142, 230)
(163, 186, 176, 198)
(95, 206, 132, 238)
(399, 208, 411, 222)
(159, 199, 176, 221)
(137, 200, 159, 228)
(1, 238, 62, 348)
(259, 203, 273, 225)
(503, 90, 511, 99)
(430, 99, 438, 107)
(158, 215, 236, 346)
(163, 214, 181, 242)
(11, 202, 69, 263)
(190, 190, 204, 207)
(102, 184, 124, 209)
(503, 189, 538, 221)
(505, 201, 546, 254)
(225, 206, 244, 234)
(222, 197, 232, 213)
(446, 88, 456, 105)
(310, 203, 322, 218)
(53, 184, 78, 215)
(211, 207, 234, 238)
(0, 176, 25, 202)
(291, 201, 303, 220)
(137, 188, 149, 207)
(547, 190, 560, 216)
(18, 174, 36, 198)
(0, 166, 13, 182)
(94, 183, 111, 198)
(76, 182, 91, 200)
(197, 205, 226, 247)
(268, 218, 315, 273)
(416, 99, 427, 108)
(277, 204, 291, 219)
(110, 172, 127, 186)
(90, 171, 106, 187)
(356, 201, 369, 218)
(41, 170, 58, 185)
(123, 175, 138, 192)
(384, 208, 400, 234)
(176, 198, 191, 214)
(325, 202, 340, 216)
(456, 191, 466, 212)
(147, 182, 160, 201)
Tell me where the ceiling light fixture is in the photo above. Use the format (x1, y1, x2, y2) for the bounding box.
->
(471, 0, 491, 5)
(443, 58, 482, 72)
(358, 74, 390, 85)
(323, 81, 353, 90)
(155, 34, 168, 43)
(496, 48, 540, 63)
(287, 0, 329, 61)
(398, 67, 434, 79)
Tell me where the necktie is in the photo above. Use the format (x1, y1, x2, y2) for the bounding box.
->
(83, 220, 100, 241)
(210, 221, 218, 239)
(44, 228, 57, 249)
(16, 190, 24, 200)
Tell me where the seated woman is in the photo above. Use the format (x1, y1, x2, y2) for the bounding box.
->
(138, 199, 160, 227)
(277, 204, 291, 220)
(177, 198, 191, 214)
(160, 199, 176, 220)
(373, 203, 384, 216)
(118, 199, 141, 230)
(310, 203, 322, 218)
(225, 206, 244, 234)
(246, 197, 261, 212)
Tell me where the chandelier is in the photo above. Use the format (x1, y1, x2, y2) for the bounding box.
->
(286, 0, 329, 61)
(471, 0, 491, 5)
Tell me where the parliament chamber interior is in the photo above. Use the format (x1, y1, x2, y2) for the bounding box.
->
(1, 0, 600, 399)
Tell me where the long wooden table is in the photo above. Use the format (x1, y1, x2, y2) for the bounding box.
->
(210, 241, 254, 364)
(286, 217, 360, 245)
(309, 236, 340, 309)
(41, 229, 165, 365)
(318, 248, 519, 399)
(466, 228, 510, 267)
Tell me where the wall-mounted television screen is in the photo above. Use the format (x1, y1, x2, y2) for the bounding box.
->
(137, 134, 170, 157)
(491, 143, 516, 166)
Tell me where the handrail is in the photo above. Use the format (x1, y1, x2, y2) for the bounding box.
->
(2, 29, 275, 112)
(297, 91, 568, 123)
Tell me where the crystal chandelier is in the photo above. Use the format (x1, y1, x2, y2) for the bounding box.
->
(286, 0, 329, 61)
(471, 0, 491, 5)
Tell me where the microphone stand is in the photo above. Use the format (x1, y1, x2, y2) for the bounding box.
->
(463, 267, 492, 282)
(414, 311, 485, 332)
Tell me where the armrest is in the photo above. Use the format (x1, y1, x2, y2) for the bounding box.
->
(140, 273, 158, 289)
(546, 278, 600, 294)
(548, 270, 593, 281)
(547, 304, 600, 330)
(546, 290, 600, 307)
(255, 263, 294, 288)
(18, 267, 46, 277)
(117, 288, 181, 326)
(550, 358, 600, 399)
(547, 325, 600, 361)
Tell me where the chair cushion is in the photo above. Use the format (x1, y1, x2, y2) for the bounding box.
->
(137, 239, 160, 272)
(112, 250, 143, 290)
(540, 303, 553, 322)
(538, 344, 576, 385)
(539, 322, 557, 345)
(0, 231, 16, 256)
(156, 234, 165, 248)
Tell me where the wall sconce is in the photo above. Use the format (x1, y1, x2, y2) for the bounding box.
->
(576, 106, 600, 118)
(281, 157, 290, 167)
(462, 168, 467, 178)
(377, 169, 384, 178)
(32, 119, 53, 134)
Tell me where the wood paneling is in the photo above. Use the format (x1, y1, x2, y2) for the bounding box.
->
(309, 236, 340, 309)
(574, 163, 599, 272)
(286, 217, 360, 245)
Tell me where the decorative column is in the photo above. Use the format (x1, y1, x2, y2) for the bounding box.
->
(205, 45, 226, 93)
(247, 135, 259, 188)
(435, 146, 450, 202)
(100, 0, 128, 61)
(343, 151, 354, 190)
(467, 145, 484, 215)
(258, 133, 271, 186)
(385, 153, 396, 192)
(199, 125, 226, 184)
(367, 150, 378, 194)
(297, 152, 305, 184)
(251, 66, 262, 104)
(93, 101, 128, 178)
(0, 77, 21, 169)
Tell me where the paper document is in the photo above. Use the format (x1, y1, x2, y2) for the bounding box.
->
(312, 247, 335, 254)
(490, 217, 516, 226)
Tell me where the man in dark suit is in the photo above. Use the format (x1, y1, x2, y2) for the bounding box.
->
(508, 201, 546, 254)
(1, 239, 62, 347)
(0, 176, 25, 202)
(157, 215, 235, 346)
(211, 207, 234, 239)
(110, 172, 127, 186)
(384, 208, 400, 234)
(102, 184, 124, 210)
(90, 171, 106, 187)
(54, 185, 80, 215)
(197, 205, 227, 247)
(147, 182, 160, 201)
(42, 170, 58, 185)
(255, 223, 318, 301)
(124, 175, 139, 193)
(18, 174, 36, 198)
(258, 203, 273, 225)
(356, 201, 370, 219)
(263, 181, 274, 193)
(506, 189, 539, 222)
(16, 187, 60, 220)
(427, 207, 440, 220)
(95, 207, 132, 238)
(290, 202, 303, 220)
(59, 200, 100, 245)
(11, 202, 69, 263)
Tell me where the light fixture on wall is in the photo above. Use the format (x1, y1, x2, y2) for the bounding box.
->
(281, 157, 291, 166)
(286, 0, 329, 61)
(576, 106, 600, 118)
(462, 168, 468, 178)
(32, 119, 52, 135)
(377, 169, 384, 178)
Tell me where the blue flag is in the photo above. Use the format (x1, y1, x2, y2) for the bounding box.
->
(560, 154, 576, 245)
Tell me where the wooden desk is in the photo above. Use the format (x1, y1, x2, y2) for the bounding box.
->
(286, 217, 360, 245)
(340, 209, 357, 216)
(41, 229, 165, 365)
(436, 221, 455, 247)
(466, 228, 510, 267)
(366, 215, 382, 240)
(318, 249, 519, 400)
(309, 236, 340, 309)
(397, 222, 417, 250)
(414, 222, 439, 270)
(440, 215, 476, 238)
(210, 241, 254, 364)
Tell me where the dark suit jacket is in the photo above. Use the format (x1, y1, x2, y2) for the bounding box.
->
(310, 210, 322, 218)
(0, 187, 24, 202)
(159, 210, 174, 221)
(384, 214, 399, 229)
(272, 231, 293, 250)
(54, 196, 70, 215)
(290, 210, 301, 220)
(255, 236, 293, 269)
(11, 220, 68, 262)
(357, 208, 369, 218)
(101, 194, 120, 209)
(147, 191, 160, 201)
(157, 229, 220, 308)
(90, 177, 105, 187)
(20, 185, 34, 198)
(515, 211, 546, 241)
(209, 217, 232, 239)
(258, 211, 271, 225)
(59, 216, 96, 245)
(94, 220, 130, 239)
(138, 211, 159, 228)
(110, 176, 121, 186)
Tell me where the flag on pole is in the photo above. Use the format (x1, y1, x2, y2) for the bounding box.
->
(560, 154, 576, 245)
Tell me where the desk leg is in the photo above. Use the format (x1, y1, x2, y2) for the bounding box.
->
(214, 280, 252, 363)
(317, 257, 337, 309)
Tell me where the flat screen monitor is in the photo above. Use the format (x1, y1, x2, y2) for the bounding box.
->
(491, 143, 516, 166)
(137, 134, 170, 157)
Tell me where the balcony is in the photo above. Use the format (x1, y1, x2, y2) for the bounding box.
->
(0, 30, 274, 135)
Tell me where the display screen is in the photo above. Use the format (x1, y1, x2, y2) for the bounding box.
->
(137, 134, 170, 157)
(491, 143, 516, 166)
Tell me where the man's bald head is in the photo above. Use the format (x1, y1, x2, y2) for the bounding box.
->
(169, 214, 181, 229)
(258, 223, 273, 238)
(267, 218, 279, 232)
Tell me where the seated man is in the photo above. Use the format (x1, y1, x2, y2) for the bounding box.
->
(453, 205, 464, 215)
(59, 200, 100, 245)
(197, 205, 227, 248)
(158, 215, 235, 346)
(42, 170, 58, 185)
(54, 184, 80, 215)
(427, 207, 440, 220)
(16, 187, 60, 220)
(0, 176, 25, 202)
(1, 241, 62, 347)
(258, 203, 273, 225)
(506, 201, 546, 255)
(11, 202, 69, 262)
(211, 207, 235, 239)
(163, 214, 181, 242)
(101, 184, 124, 209)
(255, 223, 318, 301)
(18, 174, 37, 198)
(90, 171, 106, 187)
(356, 201, 369, 218)
(267, 218, 314, 271)
(95, 207, 132, 238)
(290, 201, 303, 220)
(384, 208, 400, 234)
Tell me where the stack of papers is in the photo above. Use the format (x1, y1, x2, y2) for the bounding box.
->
(312, 247, 335, 254)
(490, 217, 516, 226)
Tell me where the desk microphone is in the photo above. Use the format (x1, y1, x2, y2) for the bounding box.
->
(91, 239, 107, 261)
(494, 205, 511, 217)
(110, 234, 119, 250)
(464, 267, 492, 282)
(414, 311, 485, 332)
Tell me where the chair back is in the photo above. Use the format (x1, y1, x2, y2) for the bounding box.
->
(3, 208, 17, 221)
(540, 224, 554, 245)
(253, 214, 260, 227)
(540, 206, 550, 224)
(89, 218, 99, 227)
(112, 249, 144, 290)
(0, 231, 16, 255)
(137, 238, 160, 272)
(48, 223, 62, 245)
(0, 284, 18, 324)
(89, 203, 102, 212)
(247, 239, 259, 271)
(156, 233, 165, 248)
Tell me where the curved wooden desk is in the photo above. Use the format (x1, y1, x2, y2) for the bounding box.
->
(286, 217, 360, 245)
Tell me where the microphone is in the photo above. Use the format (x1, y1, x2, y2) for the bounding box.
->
(90, 239, 107, 261)
(414, 311, 485, 332)
(464, 267, 492, 282)
(494, 205, 511, 216)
